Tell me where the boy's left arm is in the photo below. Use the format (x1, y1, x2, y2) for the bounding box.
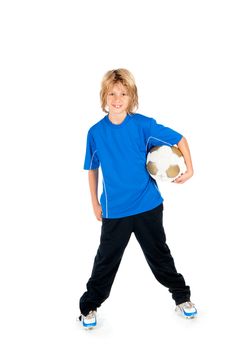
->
(174, 136, 194, 184)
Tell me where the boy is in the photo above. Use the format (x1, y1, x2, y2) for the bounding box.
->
(79, 69, 197, 329)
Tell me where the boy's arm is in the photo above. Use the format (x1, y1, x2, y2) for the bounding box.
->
(174, 136, 194, 184)
(88, 169, 102, 221)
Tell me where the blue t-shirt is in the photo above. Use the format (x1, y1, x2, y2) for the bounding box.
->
(84, 113, 182, 218)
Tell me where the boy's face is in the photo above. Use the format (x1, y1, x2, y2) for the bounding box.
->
(106, 83, 130, 117)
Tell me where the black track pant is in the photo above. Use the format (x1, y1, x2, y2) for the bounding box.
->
(79, 204, 190, 316)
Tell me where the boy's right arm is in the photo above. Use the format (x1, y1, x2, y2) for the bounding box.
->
(88, 169, 102, 221)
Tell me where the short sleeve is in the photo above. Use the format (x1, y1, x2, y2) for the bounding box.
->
(146, 118, 183, 151)
(83, 130, 100, 170)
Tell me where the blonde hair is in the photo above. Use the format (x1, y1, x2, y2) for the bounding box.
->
(100, 68, 139, 114)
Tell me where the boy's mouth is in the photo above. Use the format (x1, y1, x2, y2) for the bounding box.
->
(112, 104, 122, 109)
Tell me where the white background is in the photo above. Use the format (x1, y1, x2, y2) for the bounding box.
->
(1, 0, 233, 349)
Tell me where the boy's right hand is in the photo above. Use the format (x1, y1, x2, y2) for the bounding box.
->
(93, 203, 103, 221)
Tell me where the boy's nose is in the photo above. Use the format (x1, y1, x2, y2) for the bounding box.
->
(113, 94, 121, 102)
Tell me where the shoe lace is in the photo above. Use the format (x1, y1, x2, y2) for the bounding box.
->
(85, 311, 96, 320)
(181, 301, 195, 309)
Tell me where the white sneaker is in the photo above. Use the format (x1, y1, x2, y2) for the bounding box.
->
(175, 301, 197, 319)
(79, 311, 97, 329)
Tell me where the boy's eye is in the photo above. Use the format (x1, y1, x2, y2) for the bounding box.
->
(108, 92, 128, 96)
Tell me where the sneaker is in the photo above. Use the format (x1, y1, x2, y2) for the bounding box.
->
(79, 311, 97, 329)
(175, 301, 197, 319)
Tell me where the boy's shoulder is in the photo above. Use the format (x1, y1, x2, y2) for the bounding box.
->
(88, 116, 106, 134)
(132, 113, 154, 127)
(132, 113, 151, 122)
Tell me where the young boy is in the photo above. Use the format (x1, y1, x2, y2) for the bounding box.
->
(79, 69, 197, 329)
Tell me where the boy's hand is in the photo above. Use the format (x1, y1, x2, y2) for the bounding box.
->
(173, 170, 194, 184)
(93, 203, 103, 221)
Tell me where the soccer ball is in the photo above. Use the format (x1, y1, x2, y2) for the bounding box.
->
(146, 145, 186, 182)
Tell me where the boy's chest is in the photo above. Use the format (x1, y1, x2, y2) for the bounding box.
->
(95, 123, 146, 157)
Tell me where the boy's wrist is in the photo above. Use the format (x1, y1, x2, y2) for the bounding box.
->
(92, 198, 100, 207)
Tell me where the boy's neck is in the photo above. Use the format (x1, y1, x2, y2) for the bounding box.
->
(108, 112, 127, 125)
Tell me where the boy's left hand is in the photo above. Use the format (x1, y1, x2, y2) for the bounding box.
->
(173, 170, 193, 184)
